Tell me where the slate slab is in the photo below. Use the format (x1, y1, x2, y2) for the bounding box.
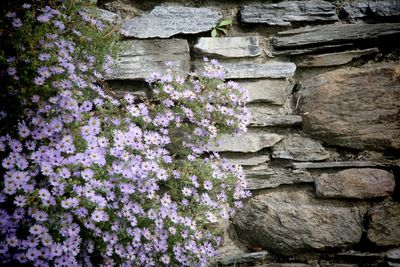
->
(239, 79, 294, 105)
(121, 5, 221, 38)
(241, 1, 338, 26)
(107, 39, 190, 80)
(194, 37, 261, 58)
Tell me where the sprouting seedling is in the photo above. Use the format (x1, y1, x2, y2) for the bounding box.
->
(211, 19, 232, 37)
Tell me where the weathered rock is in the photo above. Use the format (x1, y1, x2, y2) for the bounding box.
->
(121, 5, 221, 38)
(367, 202, 400, 246)
(273, 43, 356, 56)
(315, 168, 395, 199)
(240, 79, 294, 105)
(249, 106, 301, 127)
(250, 114, 302, 127)
(241, 1, 338, 26)
(296, 48, 379, 67)
(218, 251, 270, 266)
(222, 63, 297, 79)
(83, 7, 121, 24)
(272, 23, 400, 52)
(220, 153, 270, 166)
(341, 0, 400, 19)
(337, 250, 384, 260)
(272, 135, 329, 161)
(107, 39, 190, 80)
(245, 163, 313, 190)
(234, 186, 367, 255)
(387, 248, 400, 260)
(194, 37, 261, 58)
(107, 80, 149, 98)
(208, 132, 283, 153)
(296, 63, 400, 150)
(291, 161, 393, 169)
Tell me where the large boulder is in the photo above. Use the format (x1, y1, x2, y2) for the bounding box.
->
(233, 186, 368, 255)
(296, 63, 400, 150)
(367, 202, 400, 247)
(315, 168, 395, 199)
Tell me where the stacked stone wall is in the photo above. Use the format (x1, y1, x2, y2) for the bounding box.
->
(98, 0, 400, 265)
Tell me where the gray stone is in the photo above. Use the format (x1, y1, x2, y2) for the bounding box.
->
(272, 23, 400, 52)
(107, 80, 149, 98)
(121, 5, 221, 38)
(337, 250, 384, 259)
(272, 43, 356, 56)
(291, 161, 394, 169)
(387, 248, 400, 260)
(194, 36, 261, 58)
(296, 63, 400, 150)
(239, 79, 294, 105)
(234, 186, 367, 255)
(315, 168, 395, 199)
(367, 202, 400, 246)
(257, 264, 311, 267)
(341, 0, 400, 19)
(389, 262, 400, 267)
(220, 153, 270, 166)
(296, 48, 379, 67)
(241, 1, 338, 26)
(107, 39, 190, 80)
(272, 135, 329, 161)
(222, 63, 297, 79)
(245, 163, 313, 190)
(218, 251, 270, 266)
(83, 7, 121, 24)
(250, 114, 302, 127)
(208, 132, 283, 153)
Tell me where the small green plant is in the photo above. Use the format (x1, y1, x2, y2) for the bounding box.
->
(211, 19, 232, 37)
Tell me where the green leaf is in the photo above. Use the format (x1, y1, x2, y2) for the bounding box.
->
(211, 29, 218, 37)
(217, 28, 228, 35)
(218, 19, 232, 27)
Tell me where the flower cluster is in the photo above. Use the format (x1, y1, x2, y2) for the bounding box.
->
(0, 2, 251, 267)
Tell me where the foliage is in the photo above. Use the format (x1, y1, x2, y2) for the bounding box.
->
(211, 19, 232, 37)
(0, 1, 250, 267)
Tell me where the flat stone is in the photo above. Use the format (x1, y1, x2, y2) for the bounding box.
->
(273, 43, 356, 56)
(272, 135, 329, 161)
(341, 0, 400, 19)
(337, 250, 384, 259)
(234, 186, 367, 255)
(387, 248, 400, 260)
(389, 262, 400, 267)
(291, 161, 394, 169)
(367, 202, 400, 246)
(239, 79, 295, 105)
(107, 80, 149, 98)
(208, 132, 283, 153)
(194, 37, 261, 58)
(245, 163, 313, 190)
(218, 251, 270, 266)
(222, 63, 297, 79)
(296, 63, 400, 150)
(83, 7, 121, 24)
(121, 5, 221, 38)
(315, 168, 395, 199)
(241, 1, 338, 26)
(107, 39, 190, 80)
(220, 153, 270, 166)
(272, 23, 400, 52)
(296, 48, 379, 67)
(250, 114, 302, 127)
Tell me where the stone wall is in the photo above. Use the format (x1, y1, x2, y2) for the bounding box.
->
(99, 0, 400, 266)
